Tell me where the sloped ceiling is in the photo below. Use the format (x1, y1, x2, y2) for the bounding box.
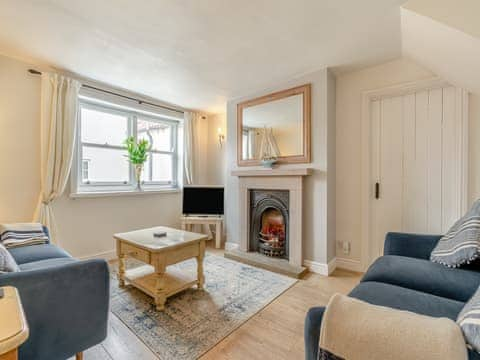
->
(0, 0, 405, 113)
(402, 0, 480, 95)
(403, 0, 480, 39)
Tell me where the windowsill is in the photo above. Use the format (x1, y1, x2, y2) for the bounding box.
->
(69, 187, 181, 199)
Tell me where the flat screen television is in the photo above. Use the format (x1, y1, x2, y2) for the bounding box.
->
(182, 186, 224, 215)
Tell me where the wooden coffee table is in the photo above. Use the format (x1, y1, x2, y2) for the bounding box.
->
(114, 226, 207, 311)
(0, 287, 29, 360)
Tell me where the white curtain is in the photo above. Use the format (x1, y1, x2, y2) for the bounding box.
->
(247, 128, 257, 158)
(183, 111, 197, 185)
(183, 111, 213, 238)
(33, 73, 81, 243)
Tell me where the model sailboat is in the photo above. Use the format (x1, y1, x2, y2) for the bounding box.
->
(258, 126, 280, 168)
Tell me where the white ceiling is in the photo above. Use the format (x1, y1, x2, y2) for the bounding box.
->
(403, 0, 480, 39)
(401, 5, 480, 97)
(0, 0, 405, 113)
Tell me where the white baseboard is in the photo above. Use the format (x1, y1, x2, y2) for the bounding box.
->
(303, 258, 337, 276)
(336, 257, 364, 272)
(78, 250, 117, 261)
(224, 241, 240, 251)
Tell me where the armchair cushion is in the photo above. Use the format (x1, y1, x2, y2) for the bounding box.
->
(349, 281, 464, 320)
(384, 232, 441, 259)
(362, 255, 480, 302)
(9, 243, 71, 265)
(19, 257, 76, 271)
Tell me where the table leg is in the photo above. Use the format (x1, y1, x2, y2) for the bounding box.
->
(0, 348, 18, 360)
(118, 253, 126, 287)
(197, 239, 205, 289)
(181, 222, 186, 230)
(154, 255, 167, 311)
(215, 221, 222, 249)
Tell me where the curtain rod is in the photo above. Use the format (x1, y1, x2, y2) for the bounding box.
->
(28, 68, 185, 115)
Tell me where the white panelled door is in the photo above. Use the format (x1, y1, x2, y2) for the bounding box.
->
(369, 85, 467, 264)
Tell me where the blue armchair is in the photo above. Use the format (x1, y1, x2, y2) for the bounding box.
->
(0, 228, 110, 360)
(305, 232, 480, 360)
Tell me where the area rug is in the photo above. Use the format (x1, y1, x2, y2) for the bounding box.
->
(109, 254, 297, 360)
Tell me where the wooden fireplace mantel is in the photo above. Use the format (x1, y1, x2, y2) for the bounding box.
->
(231, 168, 313, 177)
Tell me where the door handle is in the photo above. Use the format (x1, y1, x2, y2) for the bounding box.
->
(375, 182, 380, 199)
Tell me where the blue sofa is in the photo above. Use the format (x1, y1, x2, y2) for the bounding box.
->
(305, 232, 480, 360)
(0, 228, 110, 360)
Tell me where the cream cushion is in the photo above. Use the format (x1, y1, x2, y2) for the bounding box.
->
(319, 293, 468, 360)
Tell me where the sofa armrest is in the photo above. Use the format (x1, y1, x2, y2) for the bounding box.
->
(383, 232, 442, 260)
(0, 259, 110, 360)
(305, 306, 325, 360)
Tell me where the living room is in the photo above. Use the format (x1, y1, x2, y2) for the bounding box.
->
(1, 1, 480, 359)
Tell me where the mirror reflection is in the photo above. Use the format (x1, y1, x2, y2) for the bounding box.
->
(241, 94, 304, 161)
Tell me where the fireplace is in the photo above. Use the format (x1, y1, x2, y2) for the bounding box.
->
(226, 168, 311, 276)
(249, 190, 289, 259)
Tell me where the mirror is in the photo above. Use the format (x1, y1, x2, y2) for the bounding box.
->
(237, 84, 311, 166)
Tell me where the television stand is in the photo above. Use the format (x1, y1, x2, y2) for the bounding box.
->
(180, 215, 223, 249)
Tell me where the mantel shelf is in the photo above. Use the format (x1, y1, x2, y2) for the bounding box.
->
(231, 168, 313, 177)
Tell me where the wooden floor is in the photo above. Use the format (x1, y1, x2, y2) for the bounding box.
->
(72, 244, 361, 360)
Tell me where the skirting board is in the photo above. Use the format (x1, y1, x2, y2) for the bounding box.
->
(78, 250, 117, 261)
(303, 258, 337, 276)
(336, 257, 364, 273)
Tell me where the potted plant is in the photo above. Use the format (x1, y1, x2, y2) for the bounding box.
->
(124, 136, 150, 191)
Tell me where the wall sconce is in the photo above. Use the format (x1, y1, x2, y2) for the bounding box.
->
(218, 127, 225, 148)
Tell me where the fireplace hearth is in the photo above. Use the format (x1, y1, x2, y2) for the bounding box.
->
(250, 190, 289, 259)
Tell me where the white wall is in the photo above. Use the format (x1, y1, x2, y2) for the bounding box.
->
(335, 57, 480, 268)
(326, 70, 336, 261)
(53, 192, 181, 258)
(469, 94, 480, 203)
(0, 55, 41, 223)
(225, 68, 336, 266)
(0, 54, 223, 259)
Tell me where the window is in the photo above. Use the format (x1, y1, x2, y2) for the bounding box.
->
(74, 98, 179, 194)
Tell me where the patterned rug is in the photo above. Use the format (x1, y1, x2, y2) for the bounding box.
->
(110, 254, 297, 360)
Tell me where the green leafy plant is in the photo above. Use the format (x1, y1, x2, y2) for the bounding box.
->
(124, 136, 150, 165)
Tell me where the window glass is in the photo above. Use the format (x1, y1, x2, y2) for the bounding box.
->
(82, 146, 129, 183)
(81, 107, 128, 146)
(137, 118, 172, 152)
(143, 153, 173, 183)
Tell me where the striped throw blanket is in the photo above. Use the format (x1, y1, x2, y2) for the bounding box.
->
(457, 285, 480, 354)
(0, 223, 49, 248)
(431, 199, 480, 267)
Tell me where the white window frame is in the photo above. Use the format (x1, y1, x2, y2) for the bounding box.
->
(72, 97, 180, 196)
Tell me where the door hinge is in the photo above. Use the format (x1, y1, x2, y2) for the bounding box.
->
(375, 182, 380, 199)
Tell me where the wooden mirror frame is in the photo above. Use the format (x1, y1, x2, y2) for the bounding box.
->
(236, 83, 311, 166)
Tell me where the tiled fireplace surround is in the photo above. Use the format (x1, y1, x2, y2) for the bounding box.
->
(227, 168, 312, 277)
